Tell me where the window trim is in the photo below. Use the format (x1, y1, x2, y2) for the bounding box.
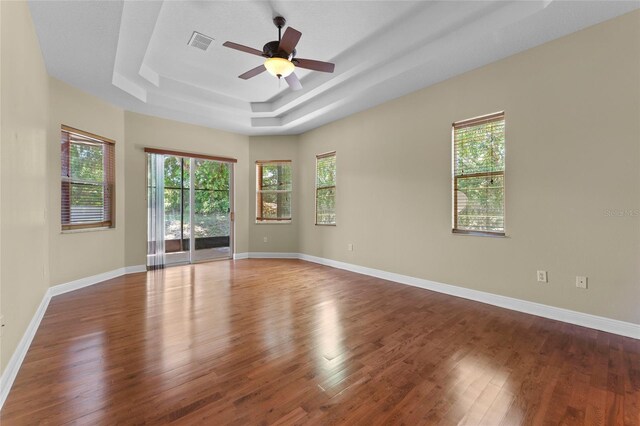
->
(61, 125, 116, 232)
(144, 147, 237, 164)
(61, 125, 115, 144)
(255, 160, 292, 223)
(451, 112, 506, 237)
(315, 151, 336, 226)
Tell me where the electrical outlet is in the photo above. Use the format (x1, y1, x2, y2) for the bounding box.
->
(263, 236, 268, 243)
(537, 270, 547, 283)
(347, 243, 353, 251)
(576, 276, 588, 289)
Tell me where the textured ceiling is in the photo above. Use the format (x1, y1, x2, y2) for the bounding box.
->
(28, 1, 640, 135)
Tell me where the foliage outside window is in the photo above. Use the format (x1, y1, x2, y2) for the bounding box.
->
(453, 112, 505, 235)
(256, 161, 292, 223)
(316, 152, 336, 225)
(159, 156, 230, 252)
(61, 126, 115, 230)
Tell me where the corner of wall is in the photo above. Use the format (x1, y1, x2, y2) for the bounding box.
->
(248, 135, 302, 254)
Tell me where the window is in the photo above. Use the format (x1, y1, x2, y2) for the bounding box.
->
(453, 112, 505, 236)
(315, 152, 336, 225)
(256, 160, 292, 222)
(61, 126, 115, 231)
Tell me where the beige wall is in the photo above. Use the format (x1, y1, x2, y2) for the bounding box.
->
(123, 112, 250, 267)
(299, 11, 640, 324)
(48, 78, 126, 285)
(1, 2, 638, 378)
(0, 1, 50, 371)
(248, 136, 300, 253)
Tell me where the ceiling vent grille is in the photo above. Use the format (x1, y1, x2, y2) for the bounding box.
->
(188, 31, 213, 51)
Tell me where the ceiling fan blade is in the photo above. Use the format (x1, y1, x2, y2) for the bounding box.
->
(223, 41, 264, 57)
(278, 27, 302, 54)
(238, 65, 266, 80)
(285, 72, 302, 91)
(294, 58, 335, 73)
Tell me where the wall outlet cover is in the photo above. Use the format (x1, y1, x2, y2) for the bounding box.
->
(537, 270, 548, 283)
(576, 276, 588, 289)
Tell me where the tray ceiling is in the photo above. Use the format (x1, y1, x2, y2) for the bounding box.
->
(29, 1, 639, 135)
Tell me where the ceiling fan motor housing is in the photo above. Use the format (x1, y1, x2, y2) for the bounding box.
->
(263, 41, 296, 59)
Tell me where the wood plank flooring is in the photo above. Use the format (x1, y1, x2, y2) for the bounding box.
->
(1, 259, 638, 425)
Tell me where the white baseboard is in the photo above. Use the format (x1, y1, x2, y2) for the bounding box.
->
(0, 264, 146, 410)
(49, 265, 144, 297)
(297, 253, 640, 340)
(249, 252, 299, 259)
(0, 289, 50, 411)
(234, 252, 299, 260)
(124, 265, 147, 274)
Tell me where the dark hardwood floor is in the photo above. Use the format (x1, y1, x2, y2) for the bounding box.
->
(1, 259, 638, 425)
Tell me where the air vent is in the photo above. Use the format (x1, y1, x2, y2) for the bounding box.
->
(188, 31, 213, 51)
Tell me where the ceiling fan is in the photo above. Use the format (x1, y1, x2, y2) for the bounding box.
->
(222, 16, 335, 91)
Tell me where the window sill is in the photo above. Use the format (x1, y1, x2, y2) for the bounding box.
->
(452, 229, 507, 238)
(61, 226, 114, 234)
(315, 223, 336, 227)
(255, 221, 292, 225)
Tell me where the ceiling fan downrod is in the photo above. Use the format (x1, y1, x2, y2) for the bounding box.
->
(274, 16, 286, 42)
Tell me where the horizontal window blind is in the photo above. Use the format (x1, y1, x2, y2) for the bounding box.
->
(453, 113, 505, 235)
(316, 152, 336, 225)
(61, 126, 115, 230)
(256, 160, 292, 222)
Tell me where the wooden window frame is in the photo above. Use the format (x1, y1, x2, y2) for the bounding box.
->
(61, 125, 116, 231)
(315, 151, 336, 226)
(143, 147, 237, 164)
(256, 160, 292, 223)
(452, 113, 506, 237)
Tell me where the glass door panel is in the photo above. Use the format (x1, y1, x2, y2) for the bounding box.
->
(191, 159, 232, 262)
(181, 161, 191, 253)
(163, 156, 190, 265)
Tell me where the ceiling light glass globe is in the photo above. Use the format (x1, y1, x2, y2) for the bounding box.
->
(264, 57, 295, 78)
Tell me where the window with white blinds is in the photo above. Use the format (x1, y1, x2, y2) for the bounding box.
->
(61, 125, 115, 230)
(256, 160, 292, 222)
(453, 112, 505, 235)
(315, 152, 336, 225)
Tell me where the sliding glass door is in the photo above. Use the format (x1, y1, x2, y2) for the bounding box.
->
(192, 159, 232, 262)
(163, 156, 190, 263)
(147, 153, 234, 267)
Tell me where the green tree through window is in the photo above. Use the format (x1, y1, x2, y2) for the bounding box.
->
(316, 152, 336, 225)
(256, 161, 292, 222)
(161, 156, 231, 250)
(453, 113, 505, 235)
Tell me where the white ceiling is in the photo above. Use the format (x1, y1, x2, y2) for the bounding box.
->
(29, 1, 640, 136)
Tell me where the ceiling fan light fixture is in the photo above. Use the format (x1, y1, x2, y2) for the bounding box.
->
(264, 57, 295, 78)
